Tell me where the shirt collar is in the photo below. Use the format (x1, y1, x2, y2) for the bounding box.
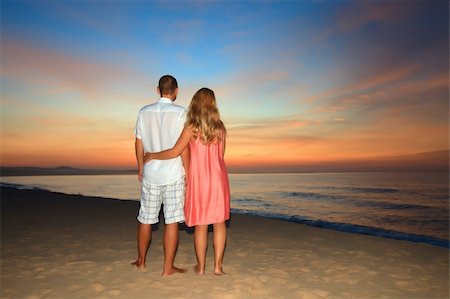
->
(158, 97, 174, 104)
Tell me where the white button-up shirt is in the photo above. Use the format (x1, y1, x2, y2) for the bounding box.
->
(134, 97, 187, 185)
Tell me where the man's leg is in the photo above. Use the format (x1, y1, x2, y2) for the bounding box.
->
(132, 222, 152, 269)
(133, 180, 161, 270)
(161, 177, 187, 276)
(162, 223, 186, 275)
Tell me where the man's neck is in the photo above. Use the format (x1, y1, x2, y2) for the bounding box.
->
(161, 95, 175, 101)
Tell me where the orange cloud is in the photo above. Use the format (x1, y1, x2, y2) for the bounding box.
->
(304, 64, 420, 105)
(1, 39, 146, 102)
(1, 94, 137, 168)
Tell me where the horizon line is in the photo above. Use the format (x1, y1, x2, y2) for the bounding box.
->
(0, 165, 448, 177)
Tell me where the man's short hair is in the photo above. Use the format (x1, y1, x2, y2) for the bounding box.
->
(158, 75, 178, 96)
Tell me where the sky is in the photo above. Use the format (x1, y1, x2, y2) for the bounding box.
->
(1, 0, 448, 172)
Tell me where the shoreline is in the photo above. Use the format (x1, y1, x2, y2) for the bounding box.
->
(2, 182, 449, 249)
(1, 186, 449, 298)
(231, 209, 450, 249)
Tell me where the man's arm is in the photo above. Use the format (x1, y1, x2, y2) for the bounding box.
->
(135, 138, 144, 182)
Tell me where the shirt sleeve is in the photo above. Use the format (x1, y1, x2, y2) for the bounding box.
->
(134, 112, 142, 139)
(177, 109, 187, 133)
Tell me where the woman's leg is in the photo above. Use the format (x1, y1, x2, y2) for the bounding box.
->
(213, 222, 226, 275)
(194, 225, 208, 275)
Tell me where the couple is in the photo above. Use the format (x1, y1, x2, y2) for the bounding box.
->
(132, 75, 230, 276)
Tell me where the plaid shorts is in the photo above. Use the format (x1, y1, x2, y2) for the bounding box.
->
(137, 176, 185, 225)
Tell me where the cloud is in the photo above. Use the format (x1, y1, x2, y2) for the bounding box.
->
(316, 1, 421, 43)
(336, 1, 415, 31)
(31, 115, 95, 128)
(1, 111, 136, 168)
(311, 70, 449, 125)
(45, 2, 141, 47)
(1, 39, 145, 102)
(304, 64, 420, 105)
(227, 123, 268, 129)
(228, 150, 449, 173)
(161, 19, 205, 45)
(170, 19, 203, 30)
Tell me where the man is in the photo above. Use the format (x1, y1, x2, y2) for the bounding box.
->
(132, 75, 189, 276)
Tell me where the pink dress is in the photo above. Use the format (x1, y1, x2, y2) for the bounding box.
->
(184, 137, 230, 227)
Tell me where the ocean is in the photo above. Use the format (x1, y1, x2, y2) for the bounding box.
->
(1, 172, 449, 248)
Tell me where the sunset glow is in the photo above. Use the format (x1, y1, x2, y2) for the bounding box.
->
(1, 1, 448, 172)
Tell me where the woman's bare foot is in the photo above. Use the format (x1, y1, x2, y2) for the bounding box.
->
(161, 266, 187, 276)
(213, 268, 225, 275)
(193, 265, 204, 275)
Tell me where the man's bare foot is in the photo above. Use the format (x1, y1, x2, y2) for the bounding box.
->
(213, 268, 225, 275)
(193, 265, 204, 275)
(131, 260, 145, 268)
(131, 261, 147, 271)
(161, 266, 187, 276)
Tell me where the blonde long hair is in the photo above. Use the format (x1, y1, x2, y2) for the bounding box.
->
(186, 88, 226, 144)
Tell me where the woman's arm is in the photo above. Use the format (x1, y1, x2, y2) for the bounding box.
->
(222, 136, 226, 159)
(144, 127, 192, 162)
(180, 146, 190, 175)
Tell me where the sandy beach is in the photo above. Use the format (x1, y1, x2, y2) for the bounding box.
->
(1, 186, 448, 299)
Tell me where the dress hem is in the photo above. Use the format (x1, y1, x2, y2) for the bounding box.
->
(185, 216, 230, 227)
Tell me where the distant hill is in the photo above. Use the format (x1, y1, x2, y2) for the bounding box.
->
(1, 149, 448, 175)
(0, 166, 135, 176)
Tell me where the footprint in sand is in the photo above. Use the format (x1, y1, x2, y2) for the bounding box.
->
(300, 267, 310, 273)
(311, 237, 323, 241)
(273, 277, 289, 285)
(67, 284, 83, 292)
(126, 282, 138, 289)
(241, 280, 269, 297)
(286, 281, 299, 289)
(107, 289, 121, 296)
(235, 250, 247, 257)
(395, 281, 414, 289)
(336, 277, 360, 285)
(267, 268, 289, 278)
(39, 289, 54, 297)
(307, 276, 320, 283)
(149, 281, 165, 288)
(91, 283, 106, 292)
(210, 294, 238, 299)
(248, 287, 269, 297)
(313, 289, 330, 297)
(296, 290, 322, 299)
(322, 277, 331, 283)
